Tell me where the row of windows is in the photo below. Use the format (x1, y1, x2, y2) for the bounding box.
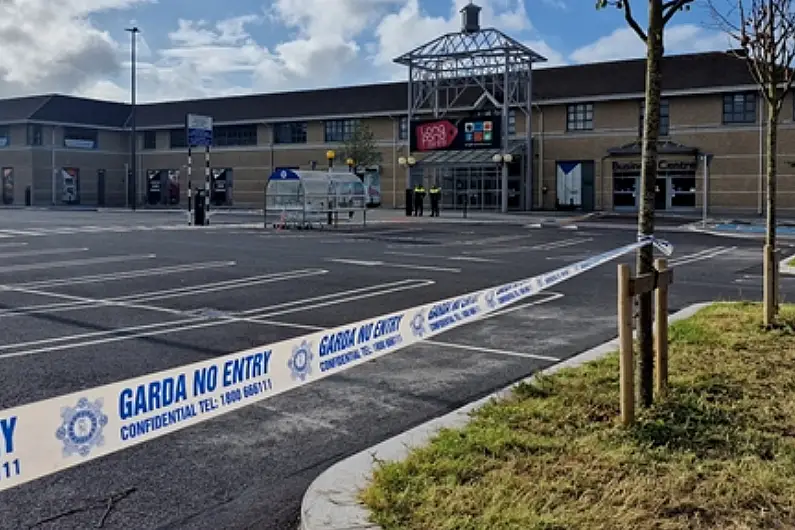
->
(5, 96, 774, 151)
(566, 93, 764, 134)
(5, 109, 521, 150)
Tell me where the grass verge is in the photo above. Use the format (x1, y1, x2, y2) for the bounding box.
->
(360, 302, 795, 530)
(788, 256, 795, 267)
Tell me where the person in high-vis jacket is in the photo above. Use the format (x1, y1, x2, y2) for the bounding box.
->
(413, 184, 426, 216)
(429, 184, 441, 217)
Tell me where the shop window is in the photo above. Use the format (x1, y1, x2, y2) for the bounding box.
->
(566, 103, 593, 131)
(670, 177, 696, 208)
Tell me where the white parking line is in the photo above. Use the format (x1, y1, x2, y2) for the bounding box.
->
(12, 261, 237, 289)
(384, 251, 500, 263)
(0, 269, 329, 318)
(0, 279, 435, 359)
(423, 340, 560, 361)
(471, 237, 593, 255)
(0, 247, 88, 259)
(257, 292, 566, 351)
(0, 254, 157, 274)
(669, 246, 736, 267)
(0, 242, 28, 249)
(327, 258, 461, 273)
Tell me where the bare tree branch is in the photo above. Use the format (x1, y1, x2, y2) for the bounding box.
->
(663, 0, 696, 25)
(710, 0, 795, 109)
(622, 0, 649, 41)
(598, 0, 648, 41)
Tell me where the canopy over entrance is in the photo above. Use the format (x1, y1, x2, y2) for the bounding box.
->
(606, 140, 700, 158)
(416, 141, 526, 167)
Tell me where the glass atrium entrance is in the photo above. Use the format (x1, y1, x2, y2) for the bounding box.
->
(415, 145, 527, 211)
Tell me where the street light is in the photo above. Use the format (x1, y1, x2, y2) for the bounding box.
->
(398, 156, 416, 168)
(326, 150, 336, 171)
(346, 157, 355, 172)
(125, 25, 140, 211)
(492, 153, 513, 164)
(493, 153, 513, 213)
(398, 156, 417, 217)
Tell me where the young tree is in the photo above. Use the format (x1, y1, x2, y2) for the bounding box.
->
(595, 0, 694, 407)
(709, 0, 795, 326)
(342, 123, 382, 174)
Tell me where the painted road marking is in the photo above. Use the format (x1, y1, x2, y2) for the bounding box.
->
(669, 246, 736, 267)
(0, 269, 329, 318)
(327, 258, 461, 273)
(256, 293, 566, 359)
(9, 261, 237, 289)
(0, 247, 89, 259)
(423, 340, 560, 361)
(0, 242, 28, 249)
(0, 279, 436, 359)
(0, 254, 157, 274)
(471, 237, 593, 255)
(383, 251, 500, 263)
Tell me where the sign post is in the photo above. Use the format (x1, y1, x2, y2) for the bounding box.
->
(186, 114, 213, 225)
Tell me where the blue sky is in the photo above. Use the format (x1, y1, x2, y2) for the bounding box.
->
(0, 0, 736, 103)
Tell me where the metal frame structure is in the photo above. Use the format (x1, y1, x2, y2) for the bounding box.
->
(263, 169, 368, 229)
(393, 2, 546, 212)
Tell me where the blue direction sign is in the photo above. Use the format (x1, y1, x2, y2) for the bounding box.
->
(186, 114, 213, 147)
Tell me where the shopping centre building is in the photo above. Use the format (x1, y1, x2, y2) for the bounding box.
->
(0, 45, 792, 214)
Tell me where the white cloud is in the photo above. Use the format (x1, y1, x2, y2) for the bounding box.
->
(0, 0, 152, 98)
(0, 0, 734, 106)
(569, 23, 733, 64)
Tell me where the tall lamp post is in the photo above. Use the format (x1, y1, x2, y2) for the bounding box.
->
(326, 150, 336, 171)
(398, 155, 416, 216)
(493, 153, 513, 213)
(125, 26, 140, 211)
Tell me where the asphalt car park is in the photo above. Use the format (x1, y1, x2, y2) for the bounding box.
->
(0, 209, 790, 530)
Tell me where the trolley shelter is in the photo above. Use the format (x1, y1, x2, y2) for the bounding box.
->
(264, 169, 368, 228)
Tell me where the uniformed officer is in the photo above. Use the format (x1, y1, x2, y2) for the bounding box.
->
(429, 183, 441, 217)
(413, 183, 426, 216)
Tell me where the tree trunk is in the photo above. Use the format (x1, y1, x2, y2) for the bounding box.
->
(763, 88, 778, 326)
(637, 1, 664, 408)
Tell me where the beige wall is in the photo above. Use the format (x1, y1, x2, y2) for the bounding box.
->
(532, 92, 795, 213)
(5, 91, 795, 212)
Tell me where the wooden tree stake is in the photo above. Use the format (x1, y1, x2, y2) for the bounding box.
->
(654, 258, 669, 398)
(618, 264, 635, 426)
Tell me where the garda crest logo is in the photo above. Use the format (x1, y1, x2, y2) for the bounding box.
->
(409, 310, 426, 338)
(56, 397, 109, 458)
(288, 340, 313, 381)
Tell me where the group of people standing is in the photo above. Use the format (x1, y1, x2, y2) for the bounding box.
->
(412, 183, 441, 217)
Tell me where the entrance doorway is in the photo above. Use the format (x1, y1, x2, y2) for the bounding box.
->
(611, 158, 698, 211)
(439, 165, 523, 211)
(555, 161, 595, 211)
(655, 178, 667, 210)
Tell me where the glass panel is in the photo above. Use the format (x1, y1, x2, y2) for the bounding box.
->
(613, 177, 637, 208)
(670, 177, 696, 208)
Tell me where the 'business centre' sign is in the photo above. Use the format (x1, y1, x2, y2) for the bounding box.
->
(410, 117, 503, 152)
(612, 160, 698, 172)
